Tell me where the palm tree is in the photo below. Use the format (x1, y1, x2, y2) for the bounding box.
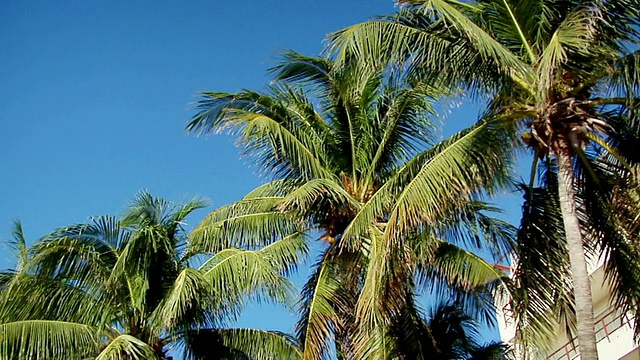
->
(187, 52, 514, 359)
(328, 1, 640, 358)
(512, 132, 640, 354)
(0, 191, 303, 359)
(392, 294, 514, 359)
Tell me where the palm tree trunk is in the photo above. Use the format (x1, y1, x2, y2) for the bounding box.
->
(555, 147, 599, 360)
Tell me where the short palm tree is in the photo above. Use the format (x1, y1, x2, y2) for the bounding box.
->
(328, 1, 639, 358)
(188, 52, 514, 359)
(392, 289, 514, 360)
(0, 191, 303, 359)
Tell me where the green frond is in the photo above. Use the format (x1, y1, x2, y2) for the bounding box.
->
(352, 232, 410, 360)
(199, 247, 295, 321)
(188, 90, 332, 181)
(189, 196, 304, 254)
(9, 220, 28, 271)
(607, 50, 640, 97)
(418, 0, 533, 88)
(185, 328, 301, 360)
(242, 180, 297, 199)
(279, 178, 359, 214)
(422, 200, 516, 260)
(151, 268, 213, 332)
(269, 50, 333, 88)
(95, 334, 157, 360)
(536, 8, 595, 103)
(235, 109, 331, 179)
(383, 116, 515, 242)
(360, 84, 438, 186)
(259, 232, 309, 276)
(26, 231, 118, 291)
(0, 320, 98, 360)
(123, 190, 174, 227)
(296, 258, 345, 360)
(509, 176, 575, 352)
(423, 240, 508, 292)
(0, 274, 113, 327)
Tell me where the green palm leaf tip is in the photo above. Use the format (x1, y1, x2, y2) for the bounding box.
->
(189, 50, 514, 359)
(0, 191, 298, 360)
(329, 0, 640, 358)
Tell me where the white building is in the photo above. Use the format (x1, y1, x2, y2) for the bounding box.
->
(496, 257, 639, 359)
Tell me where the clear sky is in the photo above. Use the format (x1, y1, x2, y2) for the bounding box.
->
(0, 0, 525, 355)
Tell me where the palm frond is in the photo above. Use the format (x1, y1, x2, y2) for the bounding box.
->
(0, 320, 98, 360)
(509, 175, 575, 353)
(198, 246, 295, 323)
(185, 328, 301, 360)
(188, 90, 332, 181)
(9, 220, 28, 271)
(607, 50, 640, 98)
(417, 0, 533, 88)
(0, 274, 113, 327)
(383, 115, 515, 242)
(95, 334, 157, 360)
(536, 8, 596, 103)
(295, 257, 346, 360)
(420, 240, 508, 292)
(189, 196, 304, 254)
(351, 231, 411, 360)
(269, 50, 333, 90)
(151, 268, 213, 333)
(279, 178, 359, 215)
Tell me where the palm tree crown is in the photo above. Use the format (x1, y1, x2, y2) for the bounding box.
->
(188, 52, 515, 359)
(0, 191, 303, 359)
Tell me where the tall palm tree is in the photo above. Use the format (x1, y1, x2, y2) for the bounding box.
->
(512, 128, 640, 354)
(188, 52, 514, 359)
(328, 1, 640, 358)
(0, 191, 303, 359)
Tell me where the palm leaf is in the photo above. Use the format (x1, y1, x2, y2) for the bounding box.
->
(198, 246, 295, 322)
(185, 328, 301, 360)
(189, 196, 303, 254)
(295, 257, 346, 360)
(0, 320, 98, 360)
(95, 334, 157, 360)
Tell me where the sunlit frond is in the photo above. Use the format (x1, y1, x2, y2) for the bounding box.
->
(151, 268, 213, 332)
(0, 274, 113, 327)
(417, 0, 533, 87)
(279, 178, 359, 214)
(383, 116, 515, 241)
(189, 196, 304, 254)
(0, 320, 98, 360)
(269, 50, 333, 90)
(421, 240, 507, 292)
(536, 8, 596, 103)
(188, 90, 332, 181)
(95, 334, 157, 360)
(199, 246, 296, 322)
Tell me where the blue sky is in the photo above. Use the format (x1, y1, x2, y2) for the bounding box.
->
(0, 0, 526, 354)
